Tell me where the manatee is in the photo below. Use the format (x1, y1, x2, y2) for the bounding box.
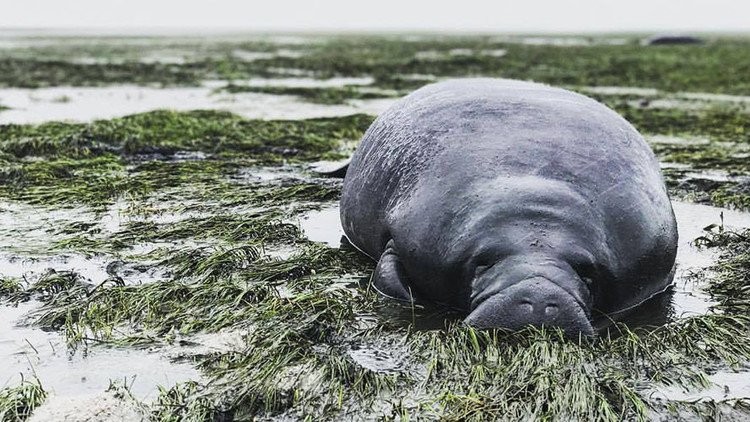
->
(339, 78, 678, 335)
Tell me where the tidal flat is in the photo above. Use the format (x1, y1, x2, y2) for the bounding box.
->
(1, 31, 750, 421)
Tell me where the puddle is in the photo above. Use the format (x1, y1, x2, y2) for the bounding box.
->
(480, 49, 508, 57)
(580, 86, 750, 109)
(581, 86, 660, 97)
(0, 85, 398, 124)
(298, 205, 343, 248)
(308, 159, 350, 176)
(346, 343, 405, 374)
(230, 50, 278, 62)
(264, 67, 319, 78)
(651, 365, 750, 402)
(496, 37, 629, 46)
(0, 199, 169, 285)
(233, 166, 305, 182)
(415, 49, 507, 61)
(679, 92, 750, 104)
(629, 98, 709, 111)
(28, 391, 148, 422)
(679, 169, 750, 184)
(0, 201, 94, 254)
(0, 253, 111, 283)
(219, 76, 374, 88)
(648, 135, 711, 145)
(0, 301, 202, 401)
(660, 162, 693, 170)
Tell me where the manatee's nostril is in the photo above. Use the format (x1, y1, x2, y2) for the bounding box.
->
(465, 278, 594, 335)
(519, 300, 534, 313)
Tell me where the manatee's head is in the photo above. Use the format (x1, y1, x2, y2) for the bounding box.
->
(463, 254, 595, 336)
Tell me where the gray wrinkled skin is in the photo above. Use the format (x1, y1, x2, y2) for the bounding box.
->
(340, 78, 678, 335)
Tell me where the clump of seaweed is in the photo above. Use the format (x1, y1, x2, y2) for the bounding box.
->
(0, 111, 366, 208)
(0, 110, 373, 159)
(620, 105, 750, 145)
(0, 277, 22, 299)
(0, 377, 47, 421)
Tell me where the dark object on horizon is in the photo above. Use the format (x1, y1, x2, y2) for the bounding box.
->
(645, 35, 704, 45)
(338, 78, 678, 337)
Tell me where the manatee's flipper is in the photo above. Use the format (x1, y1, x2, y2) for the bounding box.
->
(372, 240, 415, 302)
(310, 160, 349, 178)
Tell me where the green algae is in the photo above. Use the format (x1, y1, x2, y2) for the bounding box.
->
(149, 381, 216, 421)
(0, 110, 373, 159)
(0, 277, 22, 300)
(662, 169, 750, 211)
(0, 378, 47, 421)
(710, 186, 750, 211)
(695, 225, 750, 305)
(0, 111, 369, 208)
(619, 105, 750, 145)
(0, 58, 201, 88)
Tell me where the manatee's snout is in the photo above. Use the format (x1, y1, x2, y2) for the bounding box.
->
(465, 277, 594, 336)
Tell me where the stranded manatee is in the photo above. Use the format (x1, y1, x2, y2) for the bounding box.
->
(340, 78, 678, 335)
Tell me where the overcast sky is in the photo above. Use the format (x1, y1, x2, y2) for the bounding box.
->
(1, 0, 749, 33)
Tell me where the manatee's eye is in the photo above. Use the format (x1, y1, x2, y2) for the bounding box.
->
(471, 248, 504, 279)
(573, 263, 598, 285)
(567, 249, 598, 283)
(571, 260, 600, 303)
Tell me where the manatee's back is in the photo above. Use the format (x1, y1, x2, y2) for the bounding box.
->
(340, 79, 674, 265)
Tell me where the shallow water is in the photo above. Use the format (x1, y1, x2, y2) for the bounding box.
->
(298, 205, 342, 248)
(680, 92, 750, 104)
(581, 86, 660, 96)
(649, 135, 711, 146)
(670, 202, 750, 316)
(582, 85, 750, 109)
(346, 343, 407, 374)
(0, 198, 166, 285)
(2, 160, 748, 413)
(0, 85, 397, 124)
(654, 366, 750, 402)
(217, 76, 374, 88)
(0, 302, 202, 401)
(0, 253, 111, 284)
(493, 36, 629, 47)
(1, 30, 749, 420)
(415, 49, 507, 60)
(28, 391, 147, 422)
(628, 98, 710, 111)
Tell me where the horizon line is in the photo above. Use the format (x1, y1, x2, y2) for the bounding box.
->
(2, 26, 750, 37)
